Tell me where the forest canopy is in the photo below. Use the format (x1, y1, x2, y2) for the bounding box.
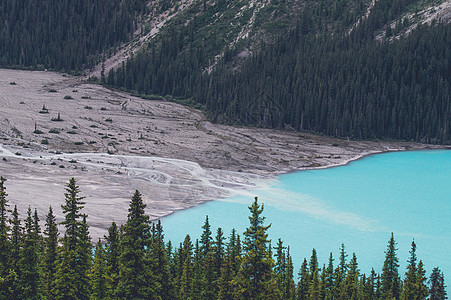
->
(0, 176, 447, 299)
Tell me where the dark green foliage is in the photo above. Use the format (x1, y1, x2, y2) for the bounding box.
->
(237, 197, 277, 298)
(109, 1, 450, 144)
(381, 233, 400, 299)
(20, 207, 41, 299)
(104, 222, 120, 297)
(429, 267, 447, 300)
(55, 178, 91, 299)
(0, 177, 448, 299)
(0, 176, 10, 297)
(0, 0, 148, 71)
(116, 190, 155, 298)
(91, 239, 108, 299)
(43, 206, 59, 299)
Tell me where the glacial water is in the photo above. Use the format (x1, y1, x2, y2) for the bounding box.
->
(161, 150, 451, 285)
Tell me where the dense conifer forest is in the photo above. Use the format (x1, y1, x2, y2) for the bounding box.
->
(0, 0, 449, 143)
(107, 0, 450, 144)
(0, 0, 148, 71)
(0, 176, 447, 299)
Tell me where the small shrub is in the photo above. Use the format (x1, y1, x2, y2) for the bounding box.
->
(59, 165, 65, 168)
(64, 95, 73, 100)
(2, 158, 7, 161)
(15, 152, 21, 156)
(48, 89, 57, 93)
(49, 128, 60, 134)
(67, 131, 77, 134)
(72, 125, 77, 129)
(50, 162, 57, 165)
(74, 141, 83, 145)
(9, 81, 17, 85)
(81, 96, 91, 99)
(41, 139, 49, 145)
(100, 107, 107, 111)
(33, 129, 43, 134)
(89, 124, 98, 128)
(72, 90, 78, 92)
(84, 106, 93, 110)
(105, 118, 112, 122)
(69, 159, 77, 163)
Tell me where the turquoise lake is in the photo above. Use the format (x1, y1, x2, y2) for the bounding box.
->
(161, 150, 451, 284)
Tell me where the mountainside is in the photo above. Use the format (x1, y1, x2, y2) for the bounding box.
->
(1, 0, 450, 143)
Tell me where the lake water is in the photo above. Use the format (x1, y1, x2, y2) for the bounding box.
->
(161, 150, 451, 284)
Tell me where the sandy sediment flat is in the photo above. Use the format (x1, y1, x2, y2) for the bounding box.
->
(0, 69, 444, 239)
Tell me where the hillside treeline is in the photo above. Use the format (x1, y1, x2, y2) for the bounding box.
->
(0, 0, 148, 71)
(107, 1, 450, 144)
(0, 176, 447, 299)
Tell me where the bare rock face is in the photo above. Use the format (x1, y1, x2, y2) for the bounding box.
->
(0, 69, 442, 239)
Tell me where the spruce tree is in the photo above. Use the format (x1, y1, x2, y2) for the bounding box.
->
(237, 197, 277, 299)
(91, 239, 107, 299)
(55, 178, 91, 300)
(19, 207, 41, 299)
(415, 260, 428, 299)
(0, 176, 10, 297)
(402, 240, 417, 300)
(200, 215, 212, 260)
(116, 190, 155, 298)
(381, 233, 400, 299)
(8, 205, 22, 298)
(105, 222, 120, 297)
(429, 267, 447, 300)
(297, 258, 309, 300)
(43, 206, 59, 299)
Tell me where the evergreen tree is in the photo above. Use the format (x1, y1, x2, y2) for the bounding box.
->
(0, 176, 10, 297)
(200, 215, 212, 260)
(43, 206, 59, 299)
(105, 222, 120, 298)
(415, 260, 428, 300)
(297, 258, 309, 300)
(19, 206, 41, 299)
(150, 220, 173, 299)
(116, 190, 155, 298)
(402, 240, 418, 300)
(8, 205, 22, 298)
(55, 178, 91, 299)
(339, 253, 359, 299)
(238, 197, 277, 299)
(429, 267, 447, 300)
(91, 239, 107, 299)
(381, 233, 400, 299)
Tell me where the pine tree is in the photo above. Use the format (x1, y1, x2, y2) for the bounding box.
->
(381, 233, 400, 299)
(150, 220, 173, 299)
(19, 207, 41, 299)
(339, 253, 359, 299)
(8, 205, 22, 298)
(200, 215, 212, 260)
(43, 206, 59, 299)
(323, 253, 334, 299)
(308, 248, 321, 299)
(415, 260, 428, 299)
(55, 178, 91, 300)
(429, 267, 447, 300)
(237, 197, 277, 299)
(297, 258, 309, 300)
(0, 176, 10, 297)
(91, 239, 107, 299)
(116, 190, 155, 298)
(402, 240, 417, 300)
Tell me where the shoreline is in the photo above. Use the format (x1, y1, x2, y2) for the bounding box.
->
(1, 68, 449, 239)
